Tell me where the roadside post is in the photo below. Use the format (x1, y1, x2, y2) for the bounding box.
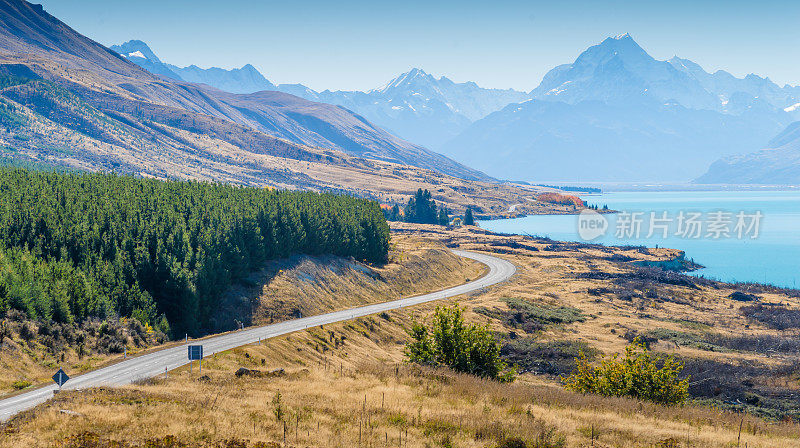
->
(52, 368, 69, 391)
(188, 345, 204, 374)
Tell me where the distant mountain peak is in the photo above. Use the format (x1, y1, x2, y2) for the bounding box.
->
(373, 67, 436, 93)
(595, 33, 648, 54)
(110, 40, 161, 63)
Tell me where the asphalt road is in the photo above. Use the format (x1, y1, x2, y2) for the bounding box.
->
(0, 250, 515, 422)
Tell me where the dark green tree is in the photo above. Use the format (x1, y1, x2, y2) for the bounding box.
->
(385, 204, 401, 221)
(0, 168, 390, 337)
(437, 207, 450, 226)
(404, 189, 437, 224)
(463, 207, 475, 226)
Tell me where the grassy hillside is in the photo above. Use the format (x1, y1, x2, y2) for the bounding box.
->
(0, 0, 490, 182)
(0, 68, 559, 218)
(4, 227, 800, 447)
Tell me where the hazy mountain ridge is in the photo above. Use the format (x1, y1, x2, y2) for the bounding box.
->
(440, 99, 783, 182)
(696, 121, 800, 184)
(170, 63, 276, 94)
(668, 56, 800, 118)
(111, 40, 278, 95)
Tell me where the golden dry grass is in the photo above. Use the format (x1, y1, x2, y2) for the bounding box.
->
(3, 305, 798, 448)
(4, 226, 800, 447)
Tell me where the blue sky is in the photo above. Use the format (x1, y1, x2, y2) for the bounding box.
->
(37, 0, 800, 91)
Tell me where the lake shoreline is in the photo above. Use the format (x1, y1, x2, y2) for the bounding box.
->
(479, 190, 800, 289)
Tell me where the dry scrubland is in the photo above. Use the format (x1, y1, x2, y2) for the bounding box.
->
(3, 225, 800, 447)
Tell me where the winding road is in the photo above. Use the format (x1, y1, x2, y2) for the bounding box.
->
(0, 250, 515, 422)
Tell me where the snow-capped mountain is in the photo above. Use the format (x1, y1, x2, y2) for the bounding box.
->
(110, 40, 183, 81)
(287, 68, 530, 148)
(439, 34, 796, 182)
(366, 68, 528, 122)
(111, 40, 276, 94)
(529, 34, 799, 119)
(530, 34, 720, 110)
(668, 57, 800, 118)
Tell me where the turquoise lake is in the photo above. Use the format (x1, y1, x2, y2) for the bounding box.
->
(479, 191, 800, 289)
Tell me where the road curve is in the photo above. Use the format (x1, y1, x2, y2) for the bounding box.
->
(0, 250, 514, 422)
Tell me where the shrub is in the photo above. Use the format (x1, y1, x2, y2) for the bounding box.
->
(11, 380, 31, 390)
(405, 305, 515, 382)
(498, 438, 527, 448)
(271, 392, 285, 422)
(19, 321, 35, 340)
(564, 338, 689, 405)
(504, 299, 584, 325)
(485, 299, 585, 333)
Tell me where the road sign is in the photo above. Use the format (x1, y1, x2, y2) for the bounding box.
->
(52, 368, 69, 389)
(188, 345, 203, 361)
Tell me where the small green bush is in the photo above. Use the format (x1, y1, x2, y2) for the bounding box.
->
(564, 338, 689, 405)
(405, 305, 515, 382)
(11, 380, 31, 390)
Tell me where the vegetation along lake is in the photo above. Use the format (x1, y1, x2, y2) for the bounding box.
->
(480, 191, 800, 288)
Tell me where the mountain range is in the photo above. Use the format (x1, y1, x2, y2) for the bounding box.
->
(111, 41, 529, 149)
(114, 35, 800, 183)
(110, 40, 277, 94)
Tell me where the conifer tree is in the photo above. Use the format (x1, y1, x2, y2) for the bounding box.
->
(464, 207, 475, 226)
